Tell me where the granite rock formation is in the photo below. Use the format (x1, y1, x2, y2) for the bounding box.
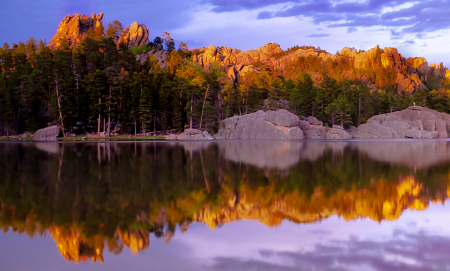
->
(135, 50, 169, 69)
(214, 109, 304, 140)
(49, 13, 104, 48)
(33, 126, 60, 141)
(118, 22, 150, 48)
(298, 117, 351, 140)
(351, 106, 450, 139)
(193, 43, 431, 95)
(166, 129, 214, 140)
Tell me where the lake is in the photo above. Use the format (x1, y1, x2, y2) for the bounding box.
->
(1, 140, 450, 271)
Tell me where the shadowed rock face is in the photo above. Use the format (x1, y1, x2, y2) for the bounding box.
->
(118, 22, 150, 48)
(49, 13, 104, 48)
(352, 106, 450, 139)
(135, 49, 169, 69)
(33, 126, 60, 141)
(214, 110, 304, 140)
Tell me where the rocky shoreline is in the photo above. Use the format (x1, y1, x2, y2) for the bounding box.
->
(168, 106, 450, 141)
(8, 106, 450, 142)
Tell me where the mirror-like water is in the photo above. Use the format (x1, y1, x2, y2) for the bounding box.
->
(1, 141, 450, 270)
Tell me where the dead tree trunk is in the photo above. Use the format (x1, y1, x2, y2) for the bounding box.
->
(55, 78, 66, 137)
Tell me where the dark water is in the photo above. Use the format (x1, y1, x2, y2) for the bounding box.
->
(1, 140, 450, 271)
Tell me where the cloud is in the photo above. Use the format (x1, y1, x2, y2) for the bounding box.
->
(306, 33, 330, 38)
(208, 230, 450, 271)
(205, 0, 450, 38)
(347, 27, 357, 33)
(257, 11, 274, 20)
(402, 40, 415, 45)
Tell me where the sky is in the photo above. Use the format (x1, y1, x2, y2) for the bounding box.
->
(1, 0, 450, 65)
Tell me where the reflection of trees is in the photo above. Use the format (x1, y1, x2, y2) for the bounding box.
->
(0, 142, 449, 262)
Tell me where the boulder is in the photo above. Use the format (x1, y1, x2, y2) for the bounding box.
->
(302, 126, 327, 140)
(354, 123, 398, 139)
(405, 130, 438, 139)
(166, 130, 214, 140)
(354, 106, 450, 139)
(34, 126, 60, 141)
(326, 126, 352, 140)
(49, 13, 104, 48)
(214, 110, 304, 140)
(118, 22, 150, 48)
(297, 116, 327, 139)
(264, 109, 299, 127)
(305, 116, 323, 126)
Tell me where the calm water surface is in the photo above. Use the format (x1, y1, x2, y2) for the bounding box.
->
(1, 140, 450, 271)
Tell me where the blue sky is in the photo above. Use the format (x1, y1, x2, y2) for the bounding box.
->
(1, 0, 450, 65)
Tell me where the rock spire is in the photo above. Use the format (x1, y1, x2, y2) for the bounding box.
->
(49, 13, 104, 48)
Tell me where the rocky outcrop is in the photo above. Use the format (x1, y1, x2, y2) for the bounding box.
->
(118, 22, 150, 48)
(298, 116, 327, 139)
(326, 125, 352, 140)
(214, 110, 304, 140)
(298, 117, 351, 140)
(352, 106, 450, 139)
(192, 43, 427, 95)
(50, 13, 104, 48)
(166, 129, 214, 140)
(406, 57, 429, 74)
(33, 126, 60, 141)
(136, 50, 169, 69)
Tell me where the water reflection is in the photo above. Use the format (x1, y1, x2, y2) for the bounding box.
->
(1, 141, 450, 264)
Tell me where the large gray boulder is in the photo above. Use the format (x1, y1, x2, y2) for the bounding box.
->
(298, 116, 327, 139)
(214, 110, 304, 140)
(166, 129, 213, 140)
(33, 126, 60, 141)
(353, 106, 450, 139)
(326, 125, 352, 140)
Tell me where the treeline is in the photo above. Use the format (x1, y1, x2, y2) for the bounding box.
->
(1, 30, 450, 135)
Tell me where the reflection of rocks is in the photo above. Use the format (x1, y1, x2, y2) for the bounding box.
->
(34, 142, 60, 154)
(215, 110, 303, 140)
(192, 175, 429, 229)
(352, 106, 450, 139)
(354, 141, 450, 169)
(220, 141, 304, 170)
(117, 229, 150, 254)
(49, 227, 104, 263)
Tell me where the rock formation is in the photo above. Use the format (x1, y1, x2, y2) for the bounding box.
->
(351, 106, 450, 139)
(166, 129, 214, 140)
(33, 126, 60, 141)
(136, 49, 169, 69)
(118, 22, 150, 48)
(192, 43, 431, 95)
(406, 57, 429, 74)
(49, 13, 104, 48)
(298, 116, 351, 140)
(214, 109, 304, 140)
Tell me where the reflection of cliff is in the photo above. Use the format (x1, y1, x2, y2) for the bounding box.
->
(48, 227, 150, 263)
(191, 175, 432, 229)
(1, 174, 448, 263)
(49, 227, 105, 263)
